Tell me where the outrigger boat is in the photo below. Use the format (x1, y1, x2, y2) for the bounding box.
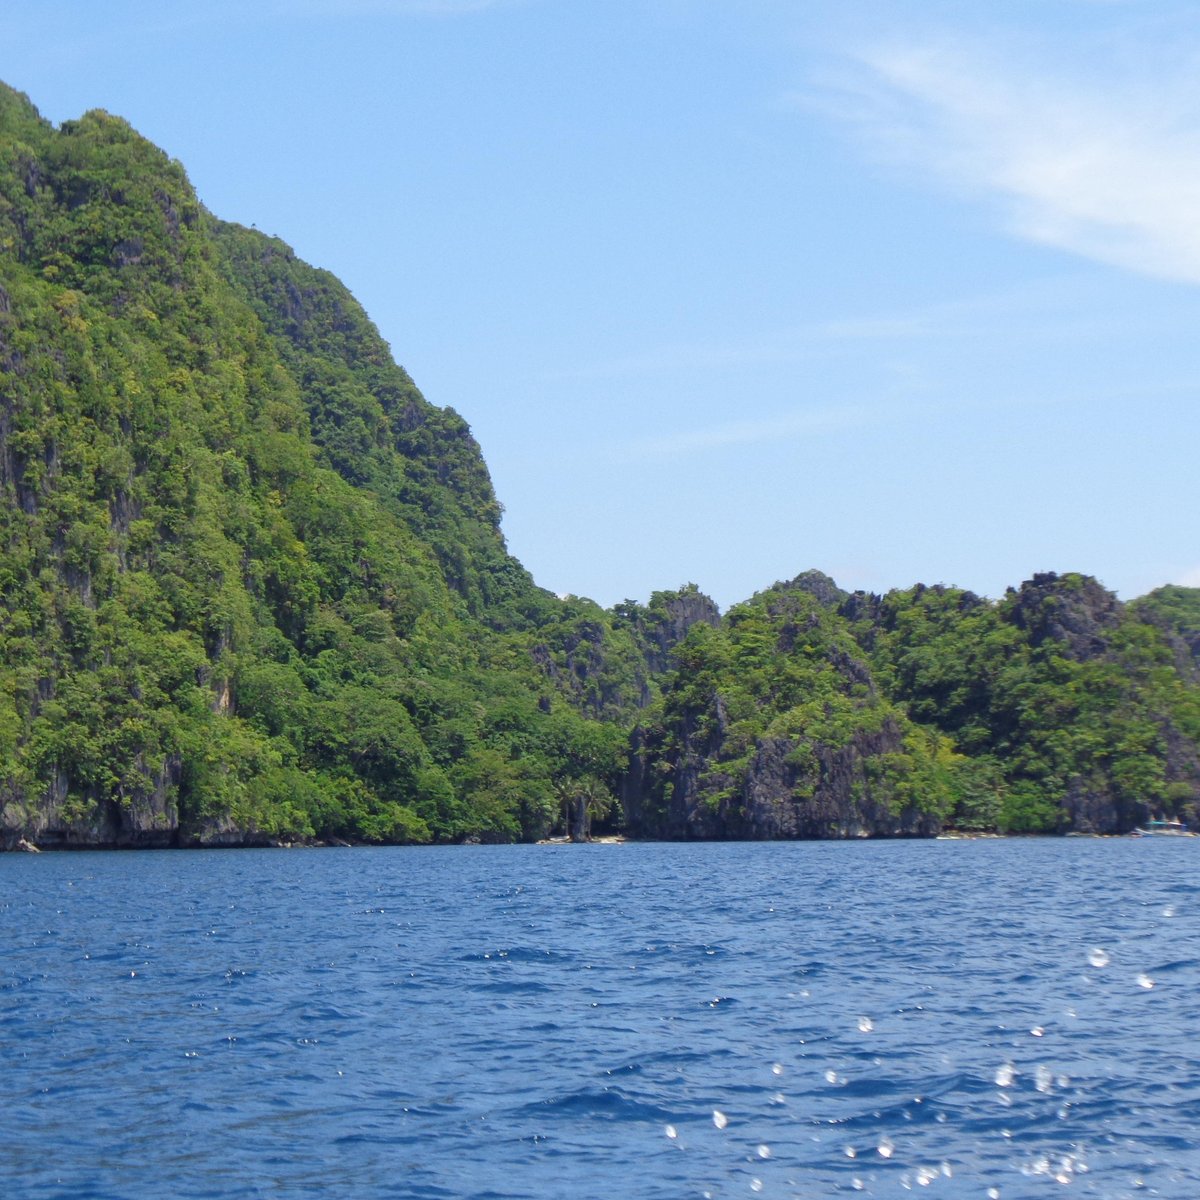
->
(1131, 819, 1195, 837)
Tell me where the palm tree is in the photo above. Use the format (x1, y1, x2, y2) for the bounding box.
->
(556, 774, 616, 842)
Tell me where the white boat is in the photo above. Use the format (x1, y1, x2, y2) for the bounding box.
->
(1132, 819, 1194, 837)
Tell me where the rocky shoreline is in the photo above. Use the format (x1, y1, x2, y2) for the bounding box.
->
(9, 828, 1156, 852)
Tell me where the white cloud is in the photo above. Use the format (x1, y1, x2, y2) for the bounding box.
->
(1174, 566, 1200, 588)
(540, 315, 931, 385)
(625, 401, 883, 459)
(820, 36, 1200, 284)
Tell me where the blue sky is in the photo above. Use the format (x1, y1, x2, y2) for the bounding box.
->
(2, 0, 1196, 609)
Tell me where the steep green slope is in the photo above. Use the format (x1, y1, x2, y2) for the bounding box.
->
(210, 221, 555, 629)
(0, 83, 622, 847)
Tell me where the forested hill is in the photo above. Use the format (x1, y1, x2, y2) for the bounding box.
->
(0, 82, 636, 848)
(2, 82, 1198, 848)
(624, 572, 1200, 840)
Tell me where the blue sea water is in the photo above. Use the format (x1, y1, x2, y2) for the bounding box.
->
(2, 839, 1198, 1200)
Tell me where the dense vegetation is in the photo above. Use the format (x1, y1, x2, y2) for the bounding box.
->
(841, 573, 1200, 833)
(0, 83, 630, 846)
(624, 579, 966, 839)
(623, 571, 1200, 838)
(1, 81, 1197, 847)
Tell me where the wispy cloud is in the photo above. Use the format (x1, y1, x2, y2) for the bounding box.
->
(1174, 566, 1200, 588)
(816, 34, 1200, 284)
(541, 314, 932, 385)
(540, 265, 1183, 390)
(624, 401, 889, 460)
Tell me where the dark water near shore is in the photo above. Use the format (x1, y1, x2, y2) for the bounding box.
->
(3, 839, 1198, 1199)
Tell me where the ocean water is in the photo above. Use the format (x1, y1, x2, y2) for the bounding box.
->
(2, 839, 1198, 1200)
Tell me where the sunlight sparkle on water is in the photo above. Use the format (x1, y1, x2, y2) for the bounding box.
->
(12, 837, 1200, 1199)
(1087, 947, 1110, 968)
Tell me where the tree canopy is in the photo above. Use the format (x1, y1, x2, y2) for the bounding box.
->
(1, 82, 1197, 847)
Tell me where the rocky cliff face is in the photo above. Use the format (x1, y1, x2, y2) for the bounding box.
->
(0, 83, 613, 850)
(529, 611, 645, 717)
(622, 585, 721, 678)
(529, 586, 723, 722)
(783, 568, 847, 610)
(1005, 572, 1123, 660)
(624, 709, 940, 840)
(739, 725, 942, 838)
(623, 718, 939, 840)
(0, 758, 293, 849)
(621, 583, 953, 840)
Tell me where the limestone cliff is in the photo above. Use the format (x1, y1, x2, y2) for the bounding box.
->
(624, 717, 941, 840)
(621, 581, 955, 840)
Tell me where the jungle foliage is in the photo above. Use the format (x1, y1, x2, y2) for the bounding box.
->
(0, 84, 625, 845)
(841, 575, 1200, 832)
(1, 82, 1197, 846)
(628, 573, 1200, 837)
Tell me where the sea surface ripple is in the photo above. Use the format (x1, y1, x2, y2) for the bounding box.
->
(2, 838, 1198, 1198)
